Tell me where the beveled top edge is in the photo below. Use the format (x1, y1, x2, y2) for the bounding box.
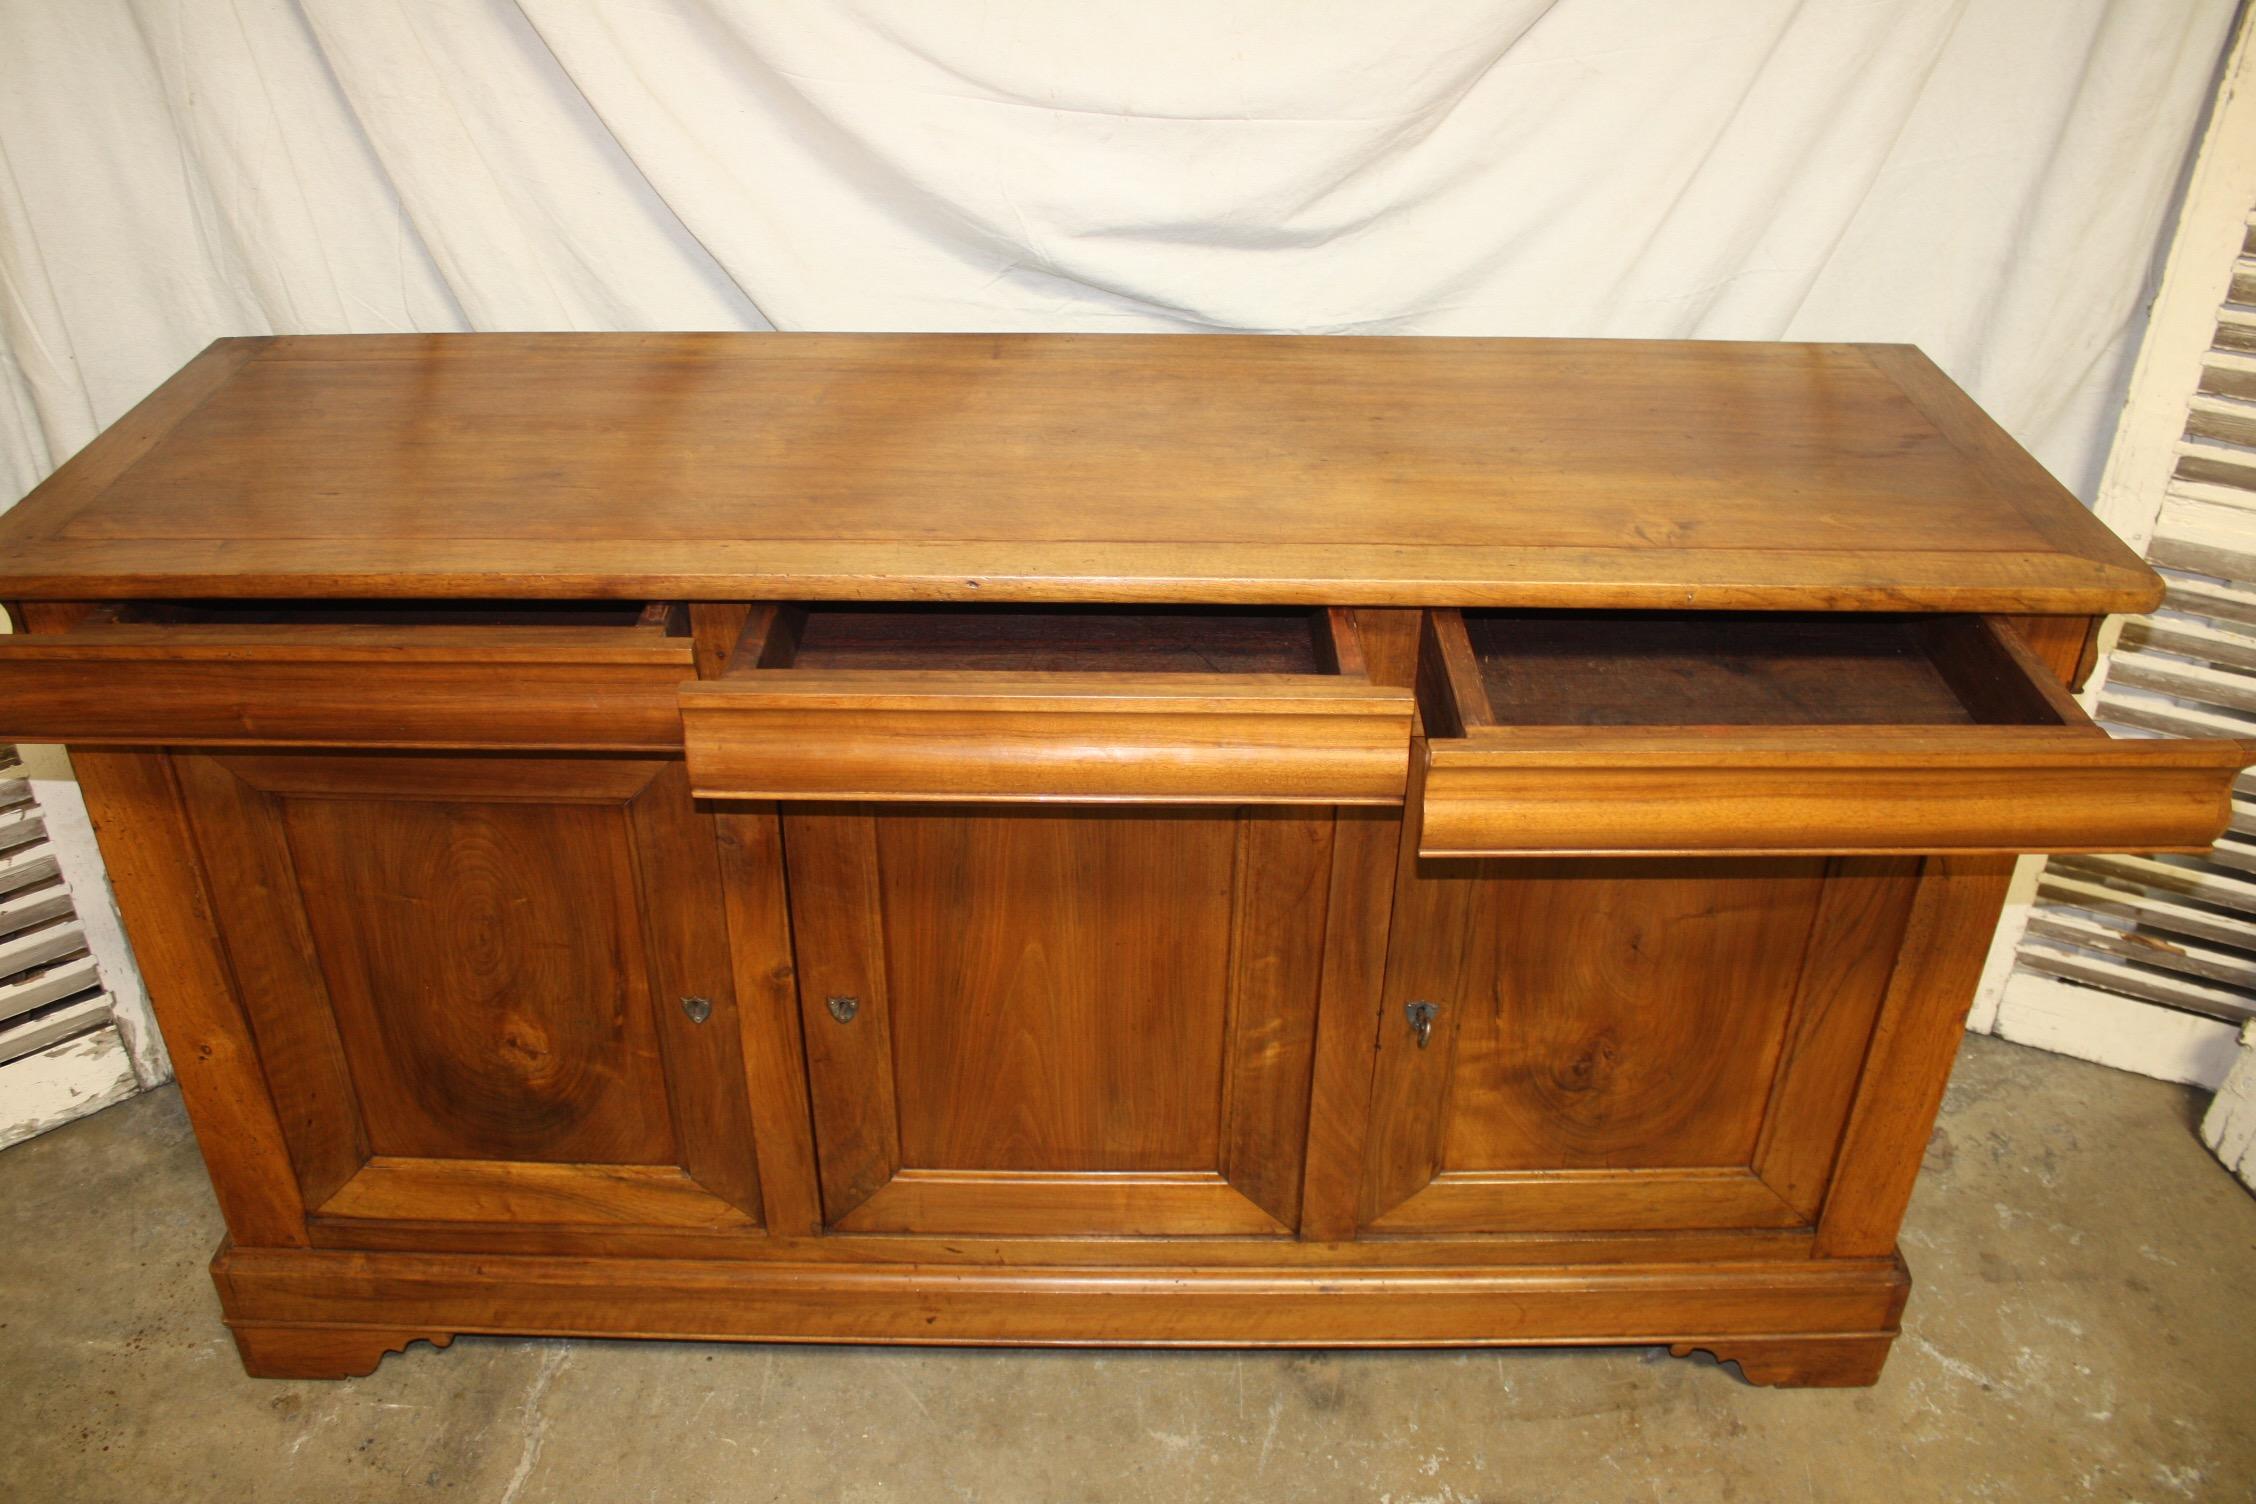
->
(0, 333, 2161, 615)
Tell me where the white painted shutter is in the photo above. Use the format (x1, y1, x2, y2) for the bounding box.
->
(2008, 225, 2256, 1032)
(0, 744, 140, 1146)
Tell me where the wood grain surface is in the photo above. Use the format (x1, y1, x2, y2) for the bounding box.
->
(1359, 855, 1909, 1235)
(682, 604, 1413, 804)
(1416, 609, 2247, 856)
(0, 333, 2159, 611)
(22, 336, 2226, 1389)
(780, 802, 1336, 1236)
(164, 750, 766, 1235)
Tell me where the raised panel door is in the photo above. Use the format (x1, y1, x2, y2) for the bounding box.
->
(783, 804, 1337, 1236)
(1361, 855, 1921, 1234)
(173, 752, 765, 1237)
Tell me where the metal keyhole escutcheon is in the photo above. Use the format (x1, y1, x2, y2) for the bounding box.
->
(1405, 1000, 1438, 1049)
(827, 994, 861, 1024)
(680, 996, 713, 1025)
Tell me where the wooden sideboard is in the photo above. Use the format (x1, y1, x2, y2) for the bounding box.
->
(1, 334, 2240, 1386)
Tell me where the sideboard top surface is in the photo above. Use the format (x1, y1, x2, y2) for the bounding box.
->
(0, 333, 2158, 612)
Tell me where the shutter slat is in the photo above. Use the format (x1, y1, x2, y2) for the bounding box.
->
(0, 745, 132, 1143)
(2037, 872, 2254, 949)
(2187, 394, 2256, 448)
(0, 810, 46, 856)
(0, 881, 75, 941)
(0, 956, 101, 1026)
(2173, 435, 2256, 491)
(2120, 614, 2256, 669)
(2096, 682, 2256, 739)
(0, 918, 87, 978)
(0, 994, 111, 1068)
(2053, 853, 2256, 912)
(2025, 911, 2256, 987)
(2160, 569, 2256, 627)
(2019, 939, 2256, 1023)
(0, 846, 61, 898)
(2202, 835, 2256, 875)
(2109, 650, 2256, 711)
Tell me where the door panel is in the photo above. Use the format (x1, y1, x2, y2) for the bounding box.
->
(1362, 855, 1918, 1234)
(176, 752, 763, 1235)
(1440, 860, 1828, 1171)
(880, 808, 1238, 1171)
(284, 796, 676, 1164)
(785, 803, 1334, 1236)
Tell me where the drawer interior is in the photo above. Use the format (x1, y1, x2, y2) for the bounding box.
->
(1447, 610, 2081, 730)
(738, 604, 1358, 678)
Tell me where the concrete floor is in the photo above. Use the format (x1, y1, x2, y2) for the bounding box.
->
(2, 1035, 2252, 1504)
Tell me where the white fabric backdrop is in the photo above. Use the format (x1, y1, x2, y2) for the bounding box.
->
(0, 0, 2238, 513)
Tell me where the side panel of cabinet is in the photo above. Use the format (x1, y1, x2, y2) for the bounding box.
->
(1360, 855, 1921, 1234)
(782, 803, 1338, 1237)
(171, 752, 765, 1238)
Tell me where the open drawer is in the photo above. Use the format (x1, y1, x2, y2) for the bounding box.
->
(1414, 609, 2248, 858)
(680, 604, 1413, 803)
(0, 600, 693, 750)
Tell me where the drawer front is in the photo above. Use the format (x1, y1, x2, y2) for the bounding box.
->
(0, 607, 693, 750)
(681, 605, 1414, 804)
(1416, 609, 2248, 858)
(1418, 729, 2246, 857)
(685, 678, 1412, 803)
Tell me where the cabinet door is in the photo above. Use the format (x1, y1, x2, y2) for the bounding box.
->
(175, 752, 764, 1238)
(783, 804, 1334, 1236)
(1360, 856, 1919, 1234)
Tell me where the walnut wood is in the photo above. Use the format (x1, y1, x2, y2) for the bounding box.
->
(774, 809, 901, 1225)
(0, 335, 2159, 612)
(780, 803, 1337, 1237)
(626, 764, 767, 1224)
(714, 808, 825, 1238)
(1916, 615, 2089, 726)
(1356, 744, 1470, 1227)
(16, 335, 2244, 1388)
(227, 1323, 457, 1381)
(1296, 805, 1408, 1242)
(58, 748, 312, 1247)
(786, 604, 1331, 675)
(295, 1219, 1819, 1268)
(1816, 855, 2019, 1257)
(173, 752, 371, 1211)
(211, 1239, 1910, 1357)
(0, 616, 690, 749)
(1749, 859, 1924, 1218)
(682, 604, 1413, 805)
(1668, 1336, 1895, 1388)
(690, 602, 755, 681)
(1466, 612, 1982, 727)
(1417, 610, 2246, 857)
(1361, 856, 1909, 1236)
(319, 1159, 758, 1230)
(8, 338, 269, 543)
(154, 749, 769, 1238)
(833, 1171, 1289, 1238)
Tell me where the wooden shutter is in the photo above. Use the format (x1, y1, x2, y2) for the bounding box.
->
(2007, 229, 2256, 1033)
(0, 744, 141, 1146)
